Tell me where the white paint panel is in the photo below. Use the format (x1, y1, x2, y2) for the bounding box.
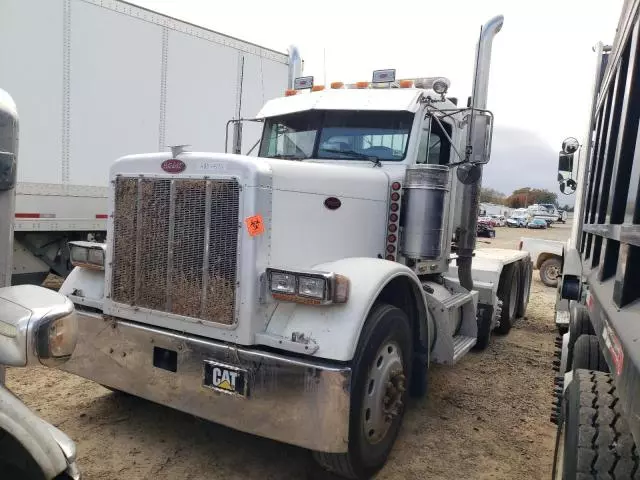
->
(164, 30, 238, 151)
(266, 159, 389, 200)
(69, 0, 162, 187)
(239, 54, 288, 154)
(270, 190, 387, 270)
(0, 0, 63, 183)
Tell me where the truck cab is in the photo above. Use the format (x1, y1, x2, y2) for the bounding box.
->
(57, 15, 531, 479)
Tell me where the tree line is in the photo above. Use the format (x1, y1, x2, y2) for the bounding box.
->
(480, 187, 573, 211)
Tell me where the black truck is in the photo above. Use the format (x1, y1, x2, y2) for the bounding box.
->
(552, 0, 640, 478)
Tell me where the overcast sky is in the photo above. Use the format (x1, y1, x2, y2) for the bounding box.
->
(131, 0, 622, 198)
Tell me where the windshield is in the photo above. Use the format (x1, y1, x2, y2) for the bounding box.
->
(259, 110, 414, 161)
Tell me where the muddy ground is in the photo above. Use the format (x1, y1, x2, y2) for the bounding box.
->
(7, 223, 570, 479)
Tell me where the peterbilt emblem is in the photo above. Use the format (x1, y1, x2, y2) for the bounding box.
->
(324, 197, 342, 210)
(161, 159, 186, 173)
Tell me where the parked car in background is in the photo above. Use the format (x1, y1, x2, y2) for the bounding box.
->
(506, 216, 528, 228)
(477, 222, 496, 238)
(478, 215, 495, 226)
(490, 214, 506, 226)
(527, 218, 548, 229)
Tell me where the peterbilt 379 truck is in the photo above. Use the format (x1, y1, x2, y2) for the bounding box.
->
(56, 15, 532, 479)
(552, 0, 640, 477)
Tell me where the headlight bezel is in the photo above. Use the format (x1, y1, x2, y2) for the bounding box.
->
(266, 268, 349, 305)
(69, 241, 106, 270)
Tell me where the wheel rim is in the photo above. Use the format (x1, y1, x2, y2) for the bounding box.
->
(362, 341, 405, 445)
(546, 264, 560, 284)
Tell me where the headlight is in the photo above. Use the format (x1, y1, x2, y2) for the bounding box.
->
(298, 276, 326, 299)
(267, 269, 349, 305)
(270, 271, 296, 294)
(37, 312, 78, 364)
(69, 241, 106, 270)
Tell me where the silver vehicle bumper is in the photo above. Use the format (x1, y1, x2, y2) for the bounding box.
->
(61, 310, 351, 453)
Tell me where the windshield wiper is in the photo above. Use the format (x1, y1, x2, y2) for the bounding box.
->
(319, 148, 381, 167)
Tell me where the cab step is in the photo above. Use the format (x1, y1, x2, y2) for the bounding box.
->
(441, 292, 472, 311)
(452, 335, 477, 362)
(423, 280, 479, 365)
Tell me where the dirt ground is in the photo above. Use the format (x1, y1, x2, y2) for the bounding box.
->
(7, 222, 571, 480)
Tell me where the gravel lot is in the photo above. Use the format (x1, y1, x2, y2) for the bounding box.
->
(7, 222, 571, 480)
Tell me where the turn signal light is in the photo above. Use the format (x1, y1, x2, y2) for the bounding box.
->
(331, 81, 344, 89)
(355, 81, 369, 89)
(311, 85, 325, 92)
(399, 79, 413, 88)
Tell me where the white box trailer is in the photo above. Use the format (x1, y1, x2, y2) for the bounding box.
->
(0, 0, 290, 284)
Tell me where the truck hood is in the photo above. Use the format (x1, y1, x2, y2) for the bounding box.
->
(263, 158, 390, 201)
(111, 153, 390, 201)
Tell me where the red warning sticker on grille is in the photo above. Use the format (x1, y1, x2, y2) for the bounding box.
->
(245, 214, 265, 237)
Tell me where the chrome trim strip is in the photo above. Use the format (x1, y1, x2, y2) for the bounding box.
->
(134, 178, 143, 305)
(200, 180, 213, 316)
(166, 180, 176, 311)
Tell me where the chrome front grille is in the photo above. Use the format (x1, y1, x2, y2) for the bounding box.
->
(111, 177, 240, 325)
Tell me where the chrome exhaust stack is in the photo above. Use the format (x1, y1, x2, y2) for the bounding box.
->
(457, 15, 504, 291)
(287, 45, 302, 89)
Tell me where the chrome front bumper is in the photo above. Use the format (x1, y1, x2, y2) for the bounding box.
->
(62, 311, 351, 453)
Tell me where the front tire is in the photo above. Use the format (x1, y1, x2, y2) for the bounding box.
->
(313, 304, 412, 479)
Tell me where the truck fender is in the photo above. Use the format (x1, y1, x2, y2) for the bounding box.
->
(263, 257, 431, 362)
(0, 384, 68, 478)
(59, 266, 105, 310)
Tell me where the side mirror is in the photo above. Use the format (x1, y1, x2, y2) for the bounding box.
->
(559, 178, 577, 195)
(468, 111, 493, 164)
(562, 137, 579, 154)
(558, 151, 574, 174)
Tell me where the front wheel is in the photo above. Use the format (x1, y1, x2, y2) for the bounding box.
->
(313, 304, 412, 479)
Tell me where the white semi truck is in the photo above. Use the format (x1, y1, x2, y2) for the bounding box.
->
(57, 15, 533, 479)
(0, 0, 290, 285)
